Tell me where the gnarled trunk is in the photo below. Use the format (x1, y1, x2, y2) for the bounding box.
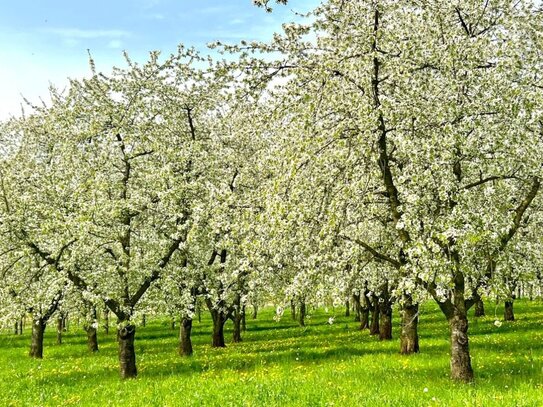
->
(252, 303, 258, 320)
(448, 310, 473, 382)
(179, 317, 193, 356)
(345, 299, 350, 317)
(504, 300, 515, 321)
(118, 325, 137, 379)
(290, 299, 296, 321)
(29, 318, 46, 358)
(400, 300, 419, 354)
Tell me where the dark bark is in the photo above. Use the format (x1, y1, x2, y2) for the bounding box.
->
(211, 314, 226, 347)
(118, 325, 137, 379)
(29, 319, 46, 358)
(379, 284, 392, 341)
(171, 318, 176, 330)
(86, 326, 99, 352)
(290, 299, 296, 321)
(345, 300, 350, 317)
(352, 294, 361, 322)
(400, 300, 419, 354)
(56, 316, 63, 345)
(359, 290, 370, 330)
(207, 307, 227, 348)
(359, 308, 369, 330)
(504, 300, 515, 321)
(179, 317, 193, 356)
(232, 315, 242, 342)
(369, 294, 380, 335)
(298, 301, 306, 327)
(142, 314, 146, 327)
(474, 298, 485, 317)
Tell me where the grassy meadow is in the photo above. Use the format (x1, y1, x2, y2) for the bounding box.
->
(1, 300, 542, 406)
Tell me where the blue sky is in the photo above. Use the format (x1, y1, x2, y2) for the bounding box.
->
(0, 0, 319, 118)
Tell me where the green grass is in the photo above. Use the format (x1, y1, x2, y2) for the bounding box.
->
(1, 300, 542, 406)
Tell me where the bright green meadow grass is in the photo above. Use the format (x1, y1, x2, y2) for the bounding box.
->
(1, 300, 542, 406)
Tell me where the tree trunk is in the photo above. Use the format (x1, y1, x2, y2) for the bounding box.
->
(179, 317, 193, 356)
(171, 318, 176, 330)
(290, 299, 296, 321)
(474, 298, 485, 317)
(400, 300, 419, 354)
(359, 291, 370, 330)
(448, 310, 474, 382)
(369, 294, 380, 335)
(241, 305, 247, 332)
(345, 299, 350, 317)
(379, 285, 393, 341)
(118, 325, 137, 379)
(29, 319, 46, 358)
(103, 308, 109, 335)
(233, 314, 242, 343)
(15, 318, 23, 335)
(352, 294, 361, 322)
(56, 316, 63, 345)
(252, 303, 258, 320)
(504, 300, 515, 321)
(142, 314, 146, 327)
(232, 298, 243, 343)
(211, 311, 226, 348)
(298, 301, 306, 327)
(212, 319, 226, 347)
(86, 326, 99, 352)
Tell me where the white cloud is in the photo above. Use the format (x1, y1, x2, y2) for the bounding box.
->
(108, 40, 123, 49)
(229, 18, 245, 25)
(62, 38, 80, 47)
(45, 28, 131, 39)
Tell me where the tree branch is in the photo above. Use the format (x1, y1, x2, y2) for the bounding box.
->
(339, 234, 400, 269)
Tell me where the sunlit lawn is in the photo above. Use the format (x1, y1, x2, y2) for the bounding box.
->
(1, 300, 542, 406)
